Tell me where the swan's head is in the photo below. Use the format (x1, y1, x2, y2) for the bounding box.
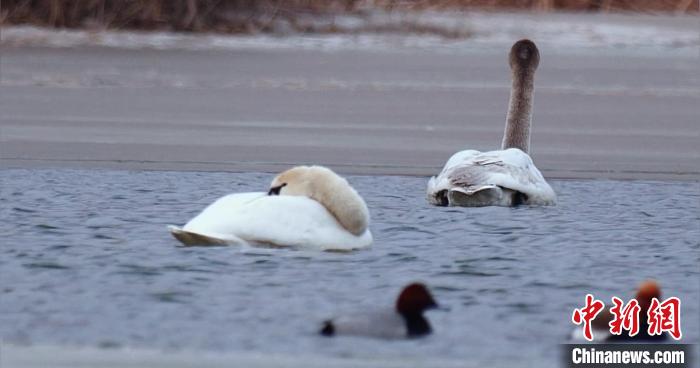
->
(509, 39, 539, 73)
(269, 165, 370, 236)
(268, 166, 312, 196)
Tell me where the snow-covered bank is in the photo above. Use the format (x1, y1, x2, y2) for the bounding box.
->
(2, 12, 697, 54)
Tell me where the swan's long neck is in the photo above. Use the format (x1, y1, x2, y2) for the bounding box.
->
(318, 186, 369, 236)
(308, 169, 369, 236)
(274, 166, 369, 236)
(501, 65, 535, 154)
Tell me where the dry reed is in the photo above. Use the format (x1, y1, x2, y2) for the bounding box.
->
(1, 0, 696, 33)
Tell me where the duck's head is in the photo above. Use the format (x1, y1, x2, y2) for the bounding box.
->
(396, 283, 439, 316)
(636, 280, 662, 313)
(509, 39, 540, 73)
(268, 166, 311, 196)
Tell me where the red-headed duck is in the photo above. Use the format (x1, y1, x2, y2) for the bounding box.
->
(321, 283, 440, 339)
(571, 280, 668, 342)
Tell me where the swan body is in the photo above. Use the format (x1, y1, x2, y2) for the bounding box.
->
(427, 39, 555, 207)
(170, 166, 372, 251)
(427, 148, 556, 206)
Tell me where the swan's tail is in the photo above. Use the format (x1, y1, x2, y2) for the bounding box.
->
(168, 225, 233, 246)
(447, 185, 507, 207)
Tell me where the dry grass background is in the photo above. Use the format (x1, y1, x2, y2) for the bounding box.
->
(1, 0, 697, 33)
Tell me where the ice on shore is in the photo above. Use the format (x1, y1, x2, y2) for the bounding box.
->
(1, 12, 697, 54)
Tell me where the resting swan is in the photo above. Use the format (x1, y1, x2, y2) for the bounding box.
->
(169, 166, 372, 251)
(426, 39, 556, 207)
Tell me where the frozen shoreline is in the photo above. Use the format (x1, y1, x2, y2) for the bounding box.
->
(2, 12, 698, 54)
(1, 12, 698, 180)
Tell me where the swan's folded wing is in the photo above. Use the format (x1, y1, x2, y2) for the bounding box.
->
(449, 184, 498, 195)
(444, 149, 556, 204)
(439, 149, 482, 174)
(426, 149, 484, 202)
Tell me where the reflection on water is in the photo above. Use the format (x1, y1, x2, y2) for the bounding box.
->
(0, 169, 698, 366)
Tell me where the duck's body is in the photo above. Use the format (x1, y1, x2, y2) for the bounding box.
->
(320, 283, 438, 339)
(321, 308, 411, 339)
(427, 39, 555, 207)
(170, 166, 372, 251)
(426, 148, 556, 207)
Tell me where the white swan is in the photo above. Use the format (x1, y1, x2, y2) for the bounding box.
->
(169, 166, 372, 251)
(427, 39, 556, 207)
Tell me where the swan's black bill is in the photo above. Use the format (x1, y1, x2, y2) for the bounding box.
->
(268, 183, 287, 196)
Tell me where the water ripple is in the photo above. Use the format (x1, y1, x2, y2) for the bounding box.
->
(0, 168, 697, 364)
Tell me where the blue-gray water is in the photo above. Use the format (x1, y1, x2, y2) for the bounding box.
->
(1, 169, 698, 365)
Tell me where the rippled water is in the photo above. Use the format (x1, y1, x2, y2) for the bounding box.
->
(1, 168, 698, 366)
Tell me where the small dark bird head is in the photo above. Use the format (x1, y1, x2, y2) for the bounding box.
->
(319, 320, 335, 336)
(636, 280, 662, 313)
(396, 283, 439, 316)
(509, 39, 540, 72)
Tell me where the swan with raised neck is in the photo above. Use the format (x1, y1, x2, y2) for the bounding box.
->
(268, 166, 370, 236)
(501, 39, 539, 154)
(425, 39, 555, 207)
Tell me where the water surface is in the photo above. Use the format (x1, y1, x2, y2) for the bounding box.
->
(1, 169, 698, 366)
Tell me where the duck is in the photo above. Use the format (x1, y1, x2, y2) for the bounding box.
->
(426, 39, 556, 207)
(570, 280, 668, 342)
(168, 165, 372, 251)
(320, 283, 440, 339)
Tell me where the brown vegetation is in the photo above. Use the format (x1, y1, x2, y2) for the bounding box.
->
(1, 0, 696, 33)
(1, 1, 358, 32)
(389, 0, 697, 12)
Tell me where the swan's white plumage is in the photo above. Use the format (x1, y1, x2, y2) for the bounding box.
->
(426, 148, 556, 206)
(170, 192, 372, 251)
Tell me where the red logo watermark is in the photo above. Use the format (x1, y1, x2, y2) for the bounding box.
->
(572, 295, 682, 341)
(572, 294, 605, 341)
(647, 297, 682, 340)
(609, 296, 640, 337)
